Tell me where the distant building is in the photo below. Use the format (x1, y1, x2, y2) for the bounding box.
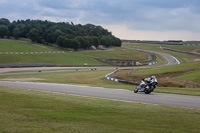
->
(98, 45, 106, 50)
(90, 45, 97, 50)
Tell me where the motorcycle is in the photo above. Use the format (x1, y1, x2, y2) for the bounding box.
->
(134, 79, 156, 94)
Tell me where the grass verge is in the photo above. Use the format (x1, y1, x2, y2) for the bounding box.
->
(0, 86, 200, 133)
(163, 44, 200, 52)
(78, 47, 148, 61)
(122, 43, 199, 63)
(1, 69, 200, 96)
(0, 53, 107, 65)
(155, 87, 200, 96)
(0, 70, 134, 90)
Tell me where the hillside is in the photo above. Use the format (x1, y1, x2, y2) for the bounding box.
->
(0, 39, 107, 66)
(119, 43, 200, 89)
(0, 39, 149, 66)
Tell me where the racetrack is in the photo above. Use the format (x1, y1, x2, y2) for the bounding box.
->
(1, 47, 198, 110)
(0, 81, 200, 109)
(122, 46, 180, 65)
(0, 46, 179, 76)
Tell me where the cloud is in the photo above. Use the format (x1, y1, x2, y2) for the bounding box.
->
(102, 24, 200, 41)
(0, 0, 200, 40)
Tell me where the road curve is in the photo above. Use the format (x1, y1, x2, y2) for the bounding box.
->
(0, 81, 200, 109)
(122, 46, 180, 66)
(0, 46, 179, 76)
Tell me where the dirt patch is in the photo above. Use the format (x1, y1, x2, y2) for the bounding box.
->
(2, 78, 45, 81)
(194, 59, 200, 62)
(0, 67, 94, 73)
(109, 69, 200, 88)
(191, 49, 200, 53)
(158, 83, 178, 87)
(109, 69, 125, 78)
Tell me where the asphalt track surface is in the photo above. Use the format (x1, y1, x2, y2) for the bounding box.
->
(0, 46, 179, 76)
(0, 47, 199, 109)
(0, 67, 118, 76)
(122, 46, 180, 66)
(0, 81, 200, 109)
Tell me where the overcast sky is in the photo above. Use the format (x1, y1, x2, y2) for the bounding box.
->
(1, 0, 200, 40)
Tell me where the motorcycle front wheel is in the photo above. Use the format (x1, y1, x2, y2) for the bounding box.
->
(134, 87, 139, 93)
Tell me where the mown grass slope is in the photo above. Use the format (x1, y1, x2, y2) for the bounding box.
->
(1, 86, 200, 133)
(122, 43, 199, 63)
(0, 53, 107, 66)
(119, 43, 200, 93)
(116, 61, 200, 94)
(182, 41, 200, 44)
(0, 39, 106, 66)
(0, 39, 60, 52)
(0, 39, 149, 66)
(1, 69, 200, 96)
(0, 70, 133, 90)
(163, 44, 200, 52)
(78, 47, 148, 61)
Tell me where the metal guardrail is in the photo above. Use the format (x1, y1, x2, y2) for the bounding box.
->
(105, 70, 139, 86)
(160, 46, 200, 56)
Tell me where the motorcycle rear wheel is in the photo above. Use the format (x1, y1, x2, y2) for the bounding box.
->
(145, 86, 155, 94)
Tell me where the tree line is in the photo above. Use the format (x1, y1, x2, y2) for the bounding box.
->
(0, 18, 121, 50)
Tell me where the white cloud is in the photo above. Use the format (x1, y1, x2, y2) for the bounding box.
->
(1, 0, 200, 40)
(102, 24, 200, 41)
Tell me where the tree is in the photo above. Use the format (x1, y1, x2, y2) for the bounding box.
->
(53, 29, 64, 42)
(75, 36, 84, 48)
(100, 36, 112, 47)
(62, 37, 72, 48)
(13, 28, 20, 39)
(91, 36, 100, 47)
(114, 37, 122, 47)
(17, 24, 27, 37)
(0, 25, 8, 38)
(72, 39, 80, 51)
(56, 35, 64, 46)
(0, 18, 10, 26)
(0, 18, 122, 48)
(28, 28, 39, 43)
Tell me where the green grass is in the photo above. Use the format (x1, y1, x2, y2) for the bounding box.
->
(0, 39, 151, 66)
(1, 69, 200, 96)
(0, 53, 107, 65)
(134, 61, 200, 76)
(113, 61, 200, 95)
(155, 87, 200, 96)
(122, 43, 199, 63)
(182, 41, 200, 44)
(78, 47, 148, 61)
(173, 70, 200, 82)
(0, 70, 134, 90)
(163, 44, 200, 52)
(0, 39, 108, 66)
(0, 39, 60, 52)
(140, 63, 199, 75)
(0, 86, 200, 133)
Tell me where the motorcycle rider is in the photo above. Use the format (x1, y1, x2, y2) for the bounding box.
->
(143, 76, 158, 89)
(150, 76, 158, 86)
(134, 76, 158, 93)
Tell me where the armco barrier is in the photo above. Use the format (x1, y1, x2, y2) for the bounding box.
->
(105, 70, 139, 86)
(105, 70, 120, 82)
(147, 62, 158, 65)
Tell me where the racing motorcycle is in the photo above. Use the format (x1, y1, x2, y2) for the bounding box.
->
(134, 79, 156, 94)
